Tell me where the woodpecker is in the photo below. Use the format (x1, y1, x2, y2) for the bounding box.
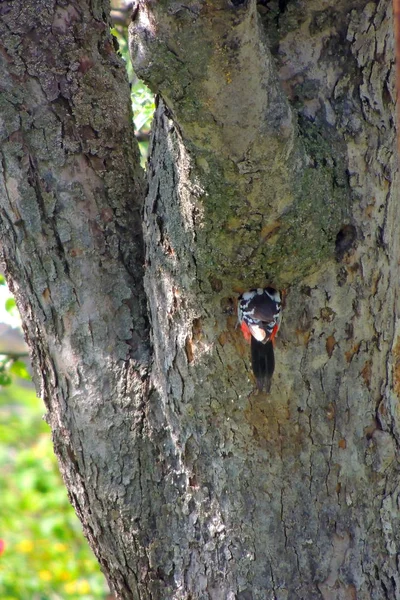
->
(237, 287, 282, 392)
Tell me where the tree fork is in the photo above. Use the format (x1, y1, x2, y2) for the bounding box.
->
(0, 1, 400, 599)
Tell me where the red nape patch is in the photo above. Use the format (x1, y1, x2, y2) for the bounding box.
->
(240, 321, 252, 343)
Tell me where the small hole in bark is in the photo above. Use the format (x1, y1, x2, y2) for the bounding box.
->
(230, 0, 247, 6)
(335, 224, 357, 260)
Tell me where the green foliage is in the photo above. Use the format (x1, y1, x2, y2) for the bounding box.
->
(0, 289, 28, 386)
(0, 367, 12, 387)
(131, 81, 155, 162)
(4, 298, 17, 317)
(0, 382, 108, 599)
(0, 357, 30, 388)
(111, 27, 155, 166)
(9, 360, 31, 380)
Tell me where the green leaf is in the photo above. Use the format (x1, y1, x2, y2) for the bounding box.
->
(0, 371, 12, 386)
(10, 361, 31, 381)
(0, 274, 5, 285)
(5, 297, 17, 315)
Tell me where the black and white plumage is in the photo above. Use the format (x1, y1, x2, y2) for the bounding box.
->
(237, 287, 282, 392)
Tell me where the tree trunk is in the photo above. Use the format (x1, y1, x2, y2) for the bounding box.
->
(1, 0, 399, 599)
(0, 2, 149, 597)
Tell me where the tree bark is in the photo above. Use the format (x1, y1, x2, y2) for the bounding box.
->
(0, 2, 149, 597)
(1, 0, 399, 599)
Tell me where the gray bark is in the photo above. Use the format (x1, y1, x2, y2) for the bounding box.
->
(0, 1, 148, 597)
(0, 0, 399, 599)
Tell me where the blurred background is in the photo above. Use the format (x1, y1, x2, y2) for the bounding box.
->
(0, 2, 154, 598)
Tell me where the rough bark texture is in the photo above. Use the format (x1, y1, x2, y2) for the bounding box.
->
(0, 1, 149, 597)
(0, 0, 399, 599)
(130, 0, 351, 289)
(130, 1, 400, 599)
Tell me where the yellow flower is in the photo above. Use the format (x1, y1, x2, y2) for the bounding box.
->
(59, 570, 71, 581)
(16, 540, 34, 553)
(64, 581, 77, 594)
(39, 570, 52, 581)
(53, 543, 67, 552)
(77, 580, 91, 594)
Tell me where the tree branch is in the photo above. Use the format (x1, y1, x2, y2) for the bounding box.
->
(0, 2, 149, 596)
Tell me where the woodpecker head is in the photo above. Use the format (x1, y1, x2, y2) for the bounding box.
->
(237, 287, 281, 344)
